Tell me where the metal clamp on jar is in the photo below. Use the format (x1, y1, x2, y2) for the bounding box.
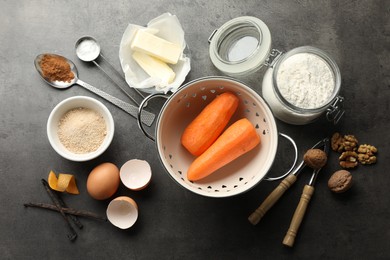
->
(208, 16, 344, 125)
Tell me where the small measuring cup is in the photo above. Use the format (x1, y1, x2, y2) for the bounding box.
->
(75, 36, 146, 105)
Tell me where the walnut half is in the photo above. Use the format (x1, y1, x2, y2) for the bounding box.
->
(331, 132, 344, 152)
(339, 151, 358, 169)
(343, 135, 359, 151)
(331, 133, 358, 153)
(357, 144, 378, 165)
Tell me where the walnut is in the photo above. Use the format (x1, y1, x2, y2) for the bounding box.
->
(331, 133, 358, 152)
(343, 135, 359, 151)
(303, 149, 328, 169)
(332, 132, 378, 167)
(357, 144, 378, 165)
(328, 170, 353, 193)
(339, 151, 358, 168)
(331, 132, 344, 152)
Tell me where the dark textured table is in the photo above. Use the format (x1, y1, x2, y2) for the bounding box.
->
(1, 1, 389, 259)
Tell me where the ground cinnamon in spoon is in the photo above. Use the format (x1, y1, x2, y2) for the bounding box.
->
(40, 54, 75, 82)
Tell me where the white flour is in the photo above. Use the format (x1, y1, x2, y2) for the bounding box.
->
(276, 53, 334, 109)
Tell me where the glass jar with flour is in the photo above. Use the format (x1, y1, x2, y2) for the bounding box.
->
(209, 17, 344, 125)
(262, 46, 344, 125)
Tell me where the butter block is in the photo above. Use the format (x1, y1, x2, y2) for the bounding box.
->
(132, 51, 176, 84)
(131, 29, 182, 64)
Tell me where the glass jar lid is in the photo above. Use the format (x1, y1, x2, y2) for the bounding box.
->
(209, 16, 272, 77)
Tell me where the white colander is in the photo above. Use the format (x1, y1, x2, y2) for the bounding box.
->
(138, 77, 280, 198)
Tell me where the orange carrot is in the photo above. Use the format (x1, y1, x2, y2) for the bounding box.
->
(181, 92, 239, 156)
(187, 118, 260, 181)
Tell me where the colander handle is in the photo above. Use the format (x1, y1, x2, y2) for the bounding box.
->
(264, 133, 298, 181)
(137, 93, 170, 141)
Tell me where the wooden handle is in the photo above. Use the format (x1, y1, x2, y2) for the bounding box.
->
(282, 185, 315, 247)
(248, 174, 297, 225)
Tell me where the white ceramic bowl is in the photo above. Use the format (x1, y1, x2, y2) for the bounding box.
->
(47, 96, 114, 162)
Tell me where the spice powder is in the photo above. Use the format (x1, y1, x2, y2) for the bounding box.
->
(58, 107, 107, 154)
(40, 54, 75, 83)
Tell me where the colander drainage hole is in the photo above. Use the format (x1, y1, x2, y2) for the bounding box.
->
(239, 177, 244, 181)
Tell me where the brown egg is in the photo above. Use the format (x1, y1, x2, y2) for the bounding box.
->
(87, 162, 120, 200)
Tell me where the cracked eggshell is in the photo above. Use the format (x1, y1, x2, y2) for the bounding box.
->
(120, 159, 152, 191)
(107, 196, 138, 229)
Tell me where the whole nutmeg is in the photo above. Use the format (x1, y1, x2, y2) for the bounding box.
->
(328, 170, 353, 193)
(303, 149, 328, 169)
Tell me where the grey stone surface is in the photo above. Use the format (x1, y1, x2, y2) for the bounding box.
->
(1, 0, 389, 259)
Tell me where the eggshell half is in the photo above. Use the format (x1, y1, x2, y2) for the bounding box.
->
(120, 159, 152, 190)
(107, 196, 138, 229)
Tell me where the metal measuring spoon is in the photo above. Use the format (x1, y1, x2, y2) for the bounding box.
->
(34, 53, 155, 126)
(75, 36, 146, 105)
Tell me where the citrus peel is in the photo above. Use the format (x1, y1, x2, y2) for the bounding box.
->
(48, 170, 80, 194)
